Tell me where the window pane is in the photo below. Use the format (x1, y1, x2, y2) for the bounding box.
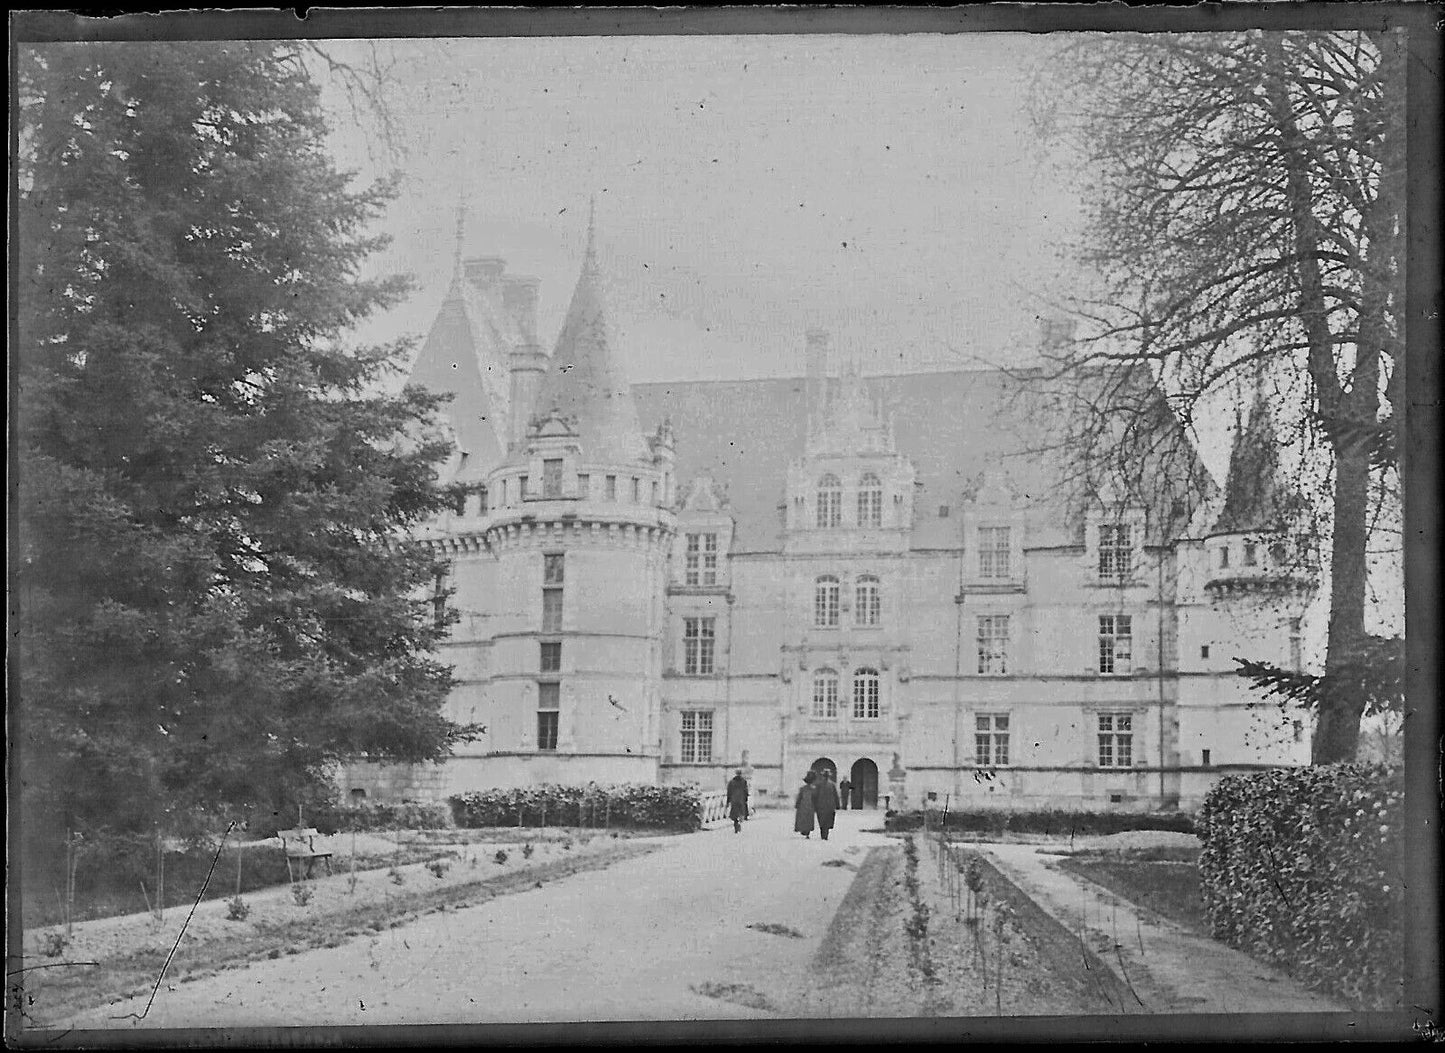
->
(540, 642, 561, 672)
(538, 682, 560, 709)
(543, 459, 563, 497)
(605, 475, 616, 500)
(537, 711, 559, 751)
(544, 554, 565, 584)
(542, 588, 563, 632)
(577, 473, 589, 498)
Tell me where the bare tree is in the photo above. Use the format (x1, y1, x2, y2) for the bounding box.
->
(1026, 30, 1405, 764)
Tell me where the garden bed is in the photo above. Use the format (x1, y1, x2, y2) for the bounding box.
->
(17, 829, 665, 1027)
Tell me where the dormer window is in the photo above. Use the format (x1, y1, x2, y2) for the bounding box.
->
(685, 532, 719, 587)
(857, 473, 883, 528)
(542, 459, 563, 498)
(816, 474, 842, 528)
(1099, 524, 1132, 580)
(978, 526, 1011, 579)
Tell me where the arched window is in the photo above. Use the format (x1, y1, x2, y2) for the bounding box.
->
(855, 574, 881, 627)
(857, 473, 883, 528)
(816, 473, 842, 528)
(852, 668, 880, 719)
(811, 669, 839, 719)
(814, 575, 840, 628)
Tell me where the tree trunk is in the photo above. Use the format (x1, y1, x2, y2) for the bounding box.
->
(1314, 436, 1372, 763)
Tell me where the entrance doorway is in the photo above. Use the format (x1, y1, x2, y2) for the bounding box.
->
(809, 757, 839, 782)
(850, 758, 879, 809)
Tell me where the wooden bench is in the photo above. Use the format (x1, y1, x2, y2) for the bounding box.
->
(277, 827, 332, 881)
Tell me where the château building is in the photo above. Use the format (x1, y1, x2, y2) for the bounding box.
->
(341, 217, 1316, 811)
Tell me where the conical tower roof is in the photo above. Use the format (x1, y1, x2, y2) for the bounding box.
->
(1212, 380, 1292, 534)
(530, 211, 649, 464)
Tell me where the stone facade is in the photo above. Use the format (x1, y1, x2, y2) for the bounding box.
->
(339, 219, 1316, 812)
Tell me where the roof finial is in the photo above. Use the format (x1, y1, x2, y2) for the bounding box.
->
(583, 195, 598, 270)
(448, 196, 467, 296)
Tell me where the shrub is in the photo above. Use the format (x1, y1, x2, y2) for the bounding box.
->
(425, 859, 450, 879)
(493, 850, 509, 865)
(225, 896, 251, 921)
(449, 783, 706, 831)
(300, 800, 455, 836)
(1197, 763, 1403, 1009)
(39, 931, 69, 957)
(290, 883, 313, 906)
(885, 808, 1197, 836)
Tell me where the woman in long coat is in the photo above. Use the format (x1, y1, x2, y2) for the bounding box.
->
(794, 772, 817, 838)
(814, 771, 840, 840)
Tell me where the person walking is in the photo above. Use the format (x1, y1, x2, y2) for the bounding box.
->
(794, 771, 817, 839)
(838, 776, 852, 811)
(726, 769, 750, 834)
(814, 769, 840, 840)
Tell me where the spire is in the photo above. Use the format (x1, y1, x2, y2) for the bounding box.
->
(447, 197, 467, 299)
(528, 205, 649, 463)
(1213, 371, 1289, 534)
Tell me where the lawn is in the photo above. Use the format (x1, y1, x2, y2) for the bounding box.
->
(1055, 847, 1209, 936)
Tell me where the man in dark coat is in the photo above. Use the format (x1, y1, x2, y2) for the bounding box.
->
(794, 772, 817, 838)
(814, 770, 841, 840)
(838, 776, 852, 810)
(726, 769, 750, 833)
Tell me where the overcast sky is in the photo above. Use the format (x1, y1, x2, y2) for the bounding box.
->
(316, 33, 1084, 385)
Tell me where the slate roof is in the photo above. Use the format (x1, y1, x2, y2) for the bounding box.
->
(632, 370, 1105, 553)
(530, 223, 651, 465)
(1212, 384, 1293, 535)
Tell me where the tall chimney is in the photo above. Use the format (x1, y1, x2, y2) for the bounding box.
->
(508, 346, 549, 450)
(501, 275, 541, 348)
(464, 256, 507, 291)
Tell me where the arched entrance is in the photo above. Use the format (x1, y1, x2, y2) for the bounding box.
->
(809, 757, 838, 782)
(850, 758, 879, 809)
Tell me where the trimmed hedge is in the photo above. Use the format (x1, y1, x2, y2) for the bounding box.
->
(1197, 763, 1404, 1009)
(303, 800, 456, 836)
(450, 783, 706, 831)
(886, 808, 1197, 836)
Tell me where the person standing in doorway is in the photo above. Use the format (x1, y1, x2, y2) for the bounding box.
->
(794, 771, 817, 838)
(815, 769, 840, 840)
(838, 775, 852, 811)
(726, 769, 750, 834)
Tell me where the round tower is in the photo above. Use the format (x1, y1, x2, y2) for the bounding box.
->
(479, 210, 677, 785)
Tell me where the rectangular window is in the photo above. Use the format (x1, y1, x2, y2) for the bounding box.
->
(501, 478, 508, 506)
(1289, 617, 1302, 672)
(1220, 545, 1230, 569)
(577, 473, 590, 498)
(431, 569, 448, 631)
(540, 641, 561, 673)
(1098, 614, 1133, 674)
(855, 577, 881, 627)
(978, 527, 1011, 579)
(544, 553, 565, 585)
(543, 459, 563, 498)
(605, 475, 617, 500)
(1201, 644, 1210, 659)
(1099, 524, 1132, 580)
(1097, 712, 1133, 767)
(537, 682, 560, 752)
(811, 674, 838, 718)
(478, 487, 489, 516)
(974, 713, 1010, 767)
(631, 477, 640, 503)
(542, 588, 563, 633)
(1243, 541, 1257, 566)
(852, 673, 880, 720)
(680, 710, 713, 764)
(1201, 748, 1212, 766)
(976, 615, 1010, 675)
(857, 488, 882, 528)
(684, 533, 719, 586)
(683, 617, 716, 675)
(651, 480, 659, 505)
(814, 578, 840, 628)
(536, 712, 559, 751)
(519, 475, 529, 499)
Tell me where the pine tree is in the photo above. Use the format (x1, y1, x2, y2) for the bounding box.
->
(15, 41, 470, 846)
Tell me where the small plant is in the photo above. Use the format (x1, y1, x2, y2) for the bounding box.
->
(388, 867, 405, 885)
(291, 883, 314, 906)
(39, 931, 69, 957)
(521, 842, 535, 859)
(347, 873, 359, 895)
(494, 849, 509, 865)
(426, 859, 451, 878)
(562, 838, 574, 851)
(225, 896, 251, 921)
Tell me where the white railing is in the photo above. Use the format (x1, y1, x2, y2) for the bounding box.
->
(698, 790, 729, 825)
